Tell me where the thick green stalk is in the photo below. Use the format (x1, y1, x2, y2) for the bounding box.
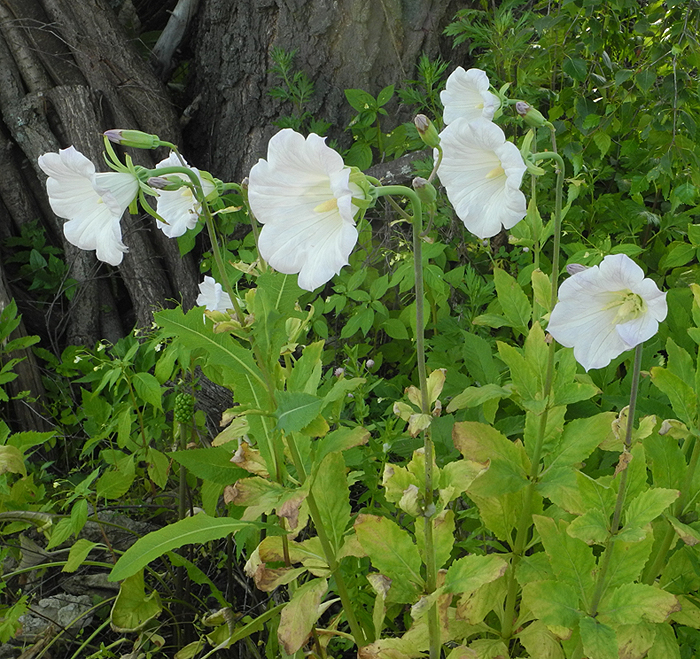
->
(588, 344, 643, 614)
(285, 433, 367, 647)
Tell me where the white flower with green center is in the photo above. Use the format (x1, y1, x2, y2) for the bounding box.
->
(248, 129, 365, 291)
(196, 276, 232, 312)
(153, 152, 216, 238)
(38, 146, 139, 265)
(548, 254, 668, 371)
(441, 67, 500, 125)
(436, 118, 526, 239)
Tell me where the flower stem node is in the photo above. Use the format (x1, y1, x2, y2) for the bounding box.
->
(515, 102, 548, 129)
(414, 114, 441, 149)
(104, 129, 162, 149)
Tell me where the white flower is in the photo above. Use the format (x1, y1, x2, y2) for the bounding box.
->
(436, 118, 526, 239)
(196, 276, 233, 313)
(547, 254, 668, 371)
(248, 129, 364, 291)
(38, 146, 138, 265)
(153, 152, 216, 238)
(441, 67, 500, 125)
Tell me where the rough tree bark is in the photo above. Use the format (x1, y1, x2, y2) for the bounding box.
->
(186, 0, 465, 182)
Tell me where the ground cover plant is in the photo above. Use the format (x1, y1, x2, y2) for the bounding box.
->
(2, 1, 700, 658)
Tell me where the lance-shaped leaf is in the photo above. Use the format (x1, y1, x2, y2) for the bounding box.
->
(311, 451, 351, 555)
(567, 508, 610, 546)
(275, 391, 324, 433)
(169, 446, 248, 485)
(517, 620, 565, 659)
(355, 514, 423, 603)
(651, 367, 697, 426)
(494, 267, 531, 335)
(545, 412, 617, 470)
(647, 622, 681, 659)
(278, 578, 329, 654)
(620, 488, 679, 540)
(110, 514, 258, 582)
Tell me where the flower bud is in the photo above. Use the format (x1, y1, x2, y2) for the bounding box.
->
(566, 263, 588, 275)
(515, 102, 548, 128)
(414, 114, 440, 148)
(412, 177, 437, 208)
(104, 129, 162, 149)
(147, 176, 187, 191)
(365, 359, 375, 369)
(334, 367, 345, 377)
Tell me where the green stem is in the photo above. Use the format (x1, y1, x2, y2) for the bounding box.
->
(285, 433, 367, 647)
(501, 147, 565, 642)
(588, 344, 643, 614)
(376, 183, 440, 658)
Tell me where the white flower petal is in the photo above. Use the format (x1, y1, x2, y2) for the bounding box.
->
(548, 254, 667, 371)
(248, 129, 363, 291)
(153, 152, 215, 238)
(38, 146, 137, 266)
(436, 118, 526, 238)
(441, 67, 500, 125)
(196, 276, 233, 312)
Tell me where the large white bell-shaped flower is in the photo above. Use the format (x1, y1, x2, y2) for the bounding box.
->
(38, 146, 138, 266)
(441, 67, 500, 125)
(248, 129, 363, 291)
(548, 254, 668, 371)
(436, 118, 526, 239)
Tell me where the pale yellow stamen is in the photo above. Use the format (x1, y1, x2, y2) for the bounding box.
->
(485, 166, 505, 179)
(604, 290, 647, 324)
(314, 198, 338, 213)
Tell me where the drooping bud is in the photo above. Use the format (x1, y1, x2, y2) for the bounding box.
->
(515, 102, 548, 129)
(414, 114, 440, 148)
(412, 177, 437, 209)
(104, 129, 162, 149)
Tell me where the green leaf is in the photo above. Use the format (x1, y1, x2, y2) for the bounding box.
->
(446, 384, 511, 414)
(311, 452, 351, 554)
(493, 267, 530, 335)
(443, 555, 508, 596)
(546, 413, 617, 469)
(382, 317, 409, 340)
(623, 488, 679, 531)
(377, 85, 394, 107)
(522, 580, 580, 628)
(110, 514, 256, 582)
(462, 332, 500, 385)
(651, 367, 697, 426)
(345, 88, 376, 112)
(518, 620, 565, 659)
(598, 584, 680, 625)
(635, 69, 656, 92)
(96, 454, 135, 500)
(567, 509, 610, 545)
(563, 57, 587, 81)
(354, 514, 423, 603)
(63, 539, 99, 573)
(314, 426, 369, 464)
(132, 372, 162, 410)
(579, 616, 617, 659)
(288, 341, 324, 394)
(6, 431, 54, 453)
(278, 578, 328, 654)
(275, 391, 324, 433)
(593, 131, 611, 156)
(533, 515, 596, 601)
(0, 445, 26, 476)
(644, 431, 686, 490)
(169, 446, 247, 485)
(111, 570, 162, 632)
(647, 620, 681, 659)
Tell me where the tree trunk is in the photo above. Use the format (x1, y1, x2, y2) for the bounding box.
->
(185, 0, 464, 182)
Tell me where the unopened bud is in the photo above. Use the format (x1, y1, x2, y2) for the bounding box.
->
(147, 176, 186, 191)
(366, 359, 375, 369)
(241, 177, 249, 189)
(515, 102, 547, 128)
(566, 263, 588, 276)
(412, 177, 437, 208)
(104, 129, 162, 149)
(334, 367, 345, 377)
(414, 114, 440, 148)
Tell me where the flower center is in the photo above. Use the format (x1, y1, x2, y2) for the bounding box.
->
(314, 198, 338, 213)
(607, 290, 648, 324)
(485, 165, 505, 179)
